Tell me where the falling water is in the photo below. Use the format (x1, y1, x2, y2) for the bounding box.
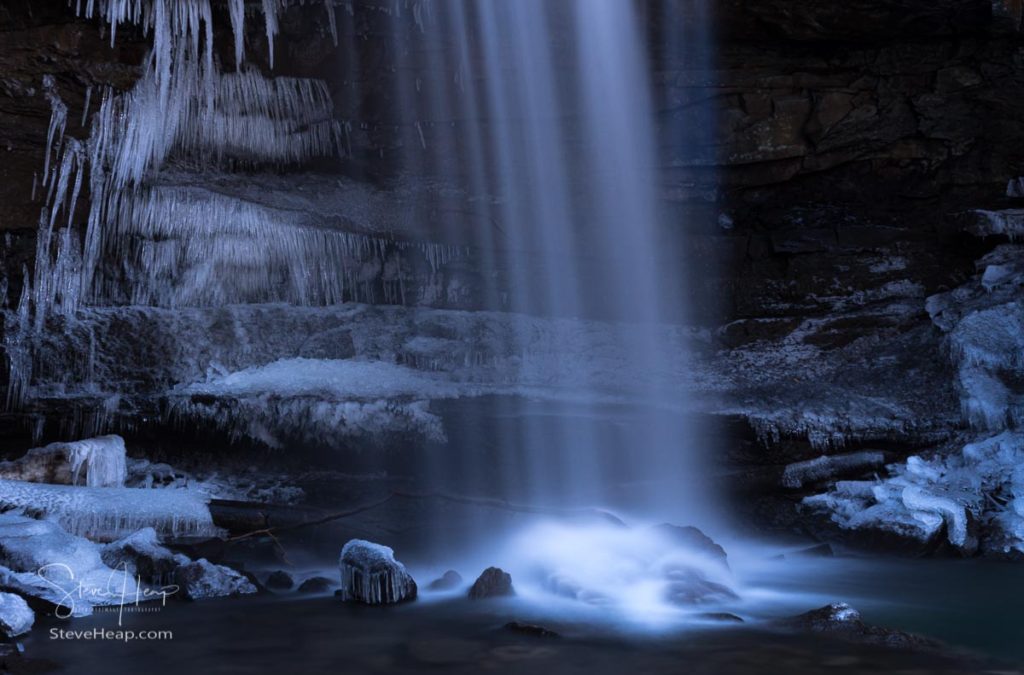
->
(376, 0, 718, 535)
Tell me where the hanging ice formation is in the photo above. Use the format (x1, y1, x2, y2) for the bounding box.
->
(6, 0, 462, 412)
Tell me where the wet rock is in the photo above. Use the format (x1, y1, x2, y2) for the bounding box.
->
(101, 527, 189, 585)
(468, 567, 514, 599)
(651, 524, 729, 569)
(664, 575, 740, 606)
(173, 559, 258, 600)
(504, 621, 559, 638)
(265, 570, 294, 590)
(427, 569, 462, 591)
(782, 452, 886, 489)
(543, 573, 610, 606)
(338, 539, 417, 605)
(297, 576, 334, 593)
(779, 602, 939, 650)
(696, 612, 744, 623)
(794, 543, 834, 558)
(0, 592, 33, 637)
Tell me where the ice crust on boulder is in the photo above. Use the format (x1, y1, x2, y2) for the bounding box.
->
(338, 539, 417, 605)
(0, 435, 127, 488)
(0, 592, 33, 637)
(0, 514, 151, 617)
(101, 527, 189, 584)
(173, 558, 257, 600)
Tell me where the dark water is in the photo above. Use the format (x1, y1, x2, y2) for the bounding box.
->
(16, 554, 1024, 674)
(21, 591, 1013, 675)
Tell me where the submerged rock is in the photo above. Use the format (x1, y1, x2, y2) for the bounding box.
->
(468, 567, 514, 599)
(664, 577, 739, 606)
(696, 612, 744, 623)
(0, 593, 33, 637)
(427, 570, 462, 591)
(101, 527, 189, 585)
(173, 559, 258, 600)
(504, 621, 559, 637)
(338, 540, 417, 604)
(297, 576, 334, 593)
(265, 570, 294, 590)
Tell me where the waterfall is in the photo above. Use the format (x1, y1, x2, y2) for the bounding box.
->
(374, 0, 716, 525)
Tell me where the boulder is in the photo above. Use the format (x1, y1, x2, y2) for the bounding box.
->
(0, 593, 33, 637)
(173, 559, 258, 600)
(663, 570, 739, 606)
(338, 540, 417, 604)
(468, 567, 514, 599)
(296, 576, 334, 593)
(778, 602, 938, 650)
(427, 570, 462, 591)
(0, 436, 127, 488)
(0, 514, 147, 617)
(101, 528, 189, 585)
(265, 570, 294, 590)
(651, 524, 729, 569)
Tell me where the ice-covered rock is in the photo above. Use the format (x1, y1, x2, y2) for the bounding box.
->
(173, 559, 258, 600)
(0, 435, 127, 488)
(338, 540, 417, 605)
(0, 479, 219, 541)
(807, 245, 1024, 554)
(0, 593, 33, 637)
(101, 527, 189, 585)
(468, 567, 514, 599)
(0, 514, 149, 617)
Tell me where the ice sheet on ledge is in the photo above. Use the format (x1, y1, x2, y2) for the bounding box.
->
(0, 479, 219, 542)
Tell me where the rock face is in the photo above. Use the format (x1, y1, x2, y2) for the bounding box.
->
(337, 540, 417, 605)
(0, 592, 33, 637)
(173, 559, 258, 601)
(468, 567, 514, 599)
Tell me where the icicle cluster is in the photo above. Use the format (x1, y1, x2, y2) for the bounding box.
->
(90, 184, 459, 307)
(20, 0, 344, 327)
(64, 435, 128, 488)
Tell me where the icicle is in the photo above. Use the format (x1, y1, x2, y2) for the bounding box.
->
(325, 0, 338, 46)
(227, 0, 246, 69)
(262, 0, 279, 69)
(81, 85, 93, 126)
